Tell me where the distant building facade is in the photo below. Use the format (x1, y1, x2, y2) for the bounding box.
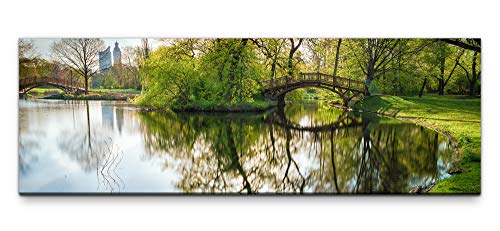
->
(99, 46, 112, 73)
(113, 41, 121, 65)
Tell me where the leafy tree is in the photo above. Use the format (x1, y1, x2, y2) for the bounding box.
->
(136, 45, 200, 109)
(19, 39, 39, 79)
(201, 39, 263, 104)
(347, 39, 403, 94)
(333, 38, 342, 76)
(18, 39, 72, 83)
(439, 38, 480, 53)
(286, 38, 303, 77)
(132, 37, 480, 110)
(424, 41, 464, 95)
(251, 38, 287, 80)
(376, 39, 429, 96)
(458, 50, 481, 96)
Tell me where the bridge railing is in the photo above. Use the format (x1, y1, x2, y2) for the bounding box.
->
(19, 77, 85, 90)
(262, 72, 366, 93)
(262, 76, 289, 89)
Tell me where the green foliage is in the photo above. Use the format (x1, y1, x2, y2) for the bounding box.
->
(284, 88, 307, 101)
(92, 63, 141, 89)
(135, 45, 201, 109)
(19, 57, 56, 79)
(200, 39, 264, 104)
(133, 38, 480, 111)
(136, 39, 266, 111)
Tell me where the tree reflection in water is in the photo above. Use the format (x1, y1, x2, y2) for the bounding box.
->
(138, 103, 455, 194)
(57, 101, 125, 192)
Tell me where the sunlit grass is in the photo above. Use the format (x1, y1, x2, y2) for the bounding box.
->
(91, 88, 141, 94)
(354, 94, 481, 194)
(28, 87, 64, 95)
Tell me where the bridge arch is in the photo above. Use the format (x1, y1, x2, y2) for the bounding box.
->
(21, 83, 69, 94)
(271, 82, 345, 100)
(19, 77, 85, 95)
(264, 109, 363, 133)
(262, 72, 367, 107)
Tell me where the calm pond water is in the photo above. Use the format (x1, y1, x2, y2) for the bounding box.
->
(19, 100, 455, 194)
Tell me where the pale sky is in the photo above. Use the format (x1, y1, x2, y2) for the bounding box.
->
(25, 38, 163, 60)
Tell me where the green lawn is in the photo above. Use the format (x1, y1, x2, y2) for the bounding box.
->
(29, 87, 64, 94)
(91, 88, 141, 94)
(27, 87, 64, 96)
(354, 95, 481, 194)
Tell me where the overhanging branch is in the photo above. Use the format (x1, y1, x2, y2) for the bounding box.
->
(439, 39, 481, 53)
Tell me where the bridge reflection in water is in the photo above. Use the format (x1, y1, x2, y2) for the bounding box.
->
(19, 100, 455, 194)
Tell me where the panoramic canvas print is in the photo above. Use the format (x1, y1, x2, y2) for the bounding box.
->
(18, 38, 481, 194)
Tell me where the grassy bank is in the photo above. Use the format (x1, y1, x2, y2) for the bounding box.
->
(179, 99, 276, 112)
(44, 91, 137, 101)
(91, 88, 141, 94)
(353, 95, 480, 194)
(28, 87, 64, 95)
(138, 98, 277, 112)
(24, 87, 64, 98)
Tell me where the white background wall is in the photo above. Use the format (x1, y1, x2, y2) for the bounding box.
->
(1, 1, 498, 230)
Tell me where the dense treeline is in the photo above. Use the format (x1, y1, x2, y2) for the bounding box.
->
(134, 38, 480, 110)
(18, 38, 481, 106)
(18, 40, 73, 81)
(135, 39, 266, 110)
(91, 63, 141, 89)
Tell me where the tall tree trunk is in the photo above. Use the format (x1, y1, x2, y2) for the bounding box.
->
(287, 49, 294, 77)
(84, 73, 89, 94)
(470, 51, 479, 96)
(458, 51, 479, 97)
(419, 77, 427, 97)
(438, 55, 445, 95)
(469, 80, 476, 96)
(227, 39, 248, 101)
(440, 50, 463, 95)
(365, 59, 376, 95)
(270, 58, 277, 81)
(438, 79, 444, 95)
(287, 38, 303, 78)
(333, 39, 342, 77)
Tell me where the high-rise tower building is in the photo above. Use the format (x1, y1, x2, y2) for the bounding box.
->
(98, 46, 111, 73)
(113, 41, 121, 64)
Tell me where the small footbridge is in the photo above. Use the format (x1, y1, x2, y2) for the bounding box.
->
(263, 72, 368, 106)
(19, 77, 85, 95)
